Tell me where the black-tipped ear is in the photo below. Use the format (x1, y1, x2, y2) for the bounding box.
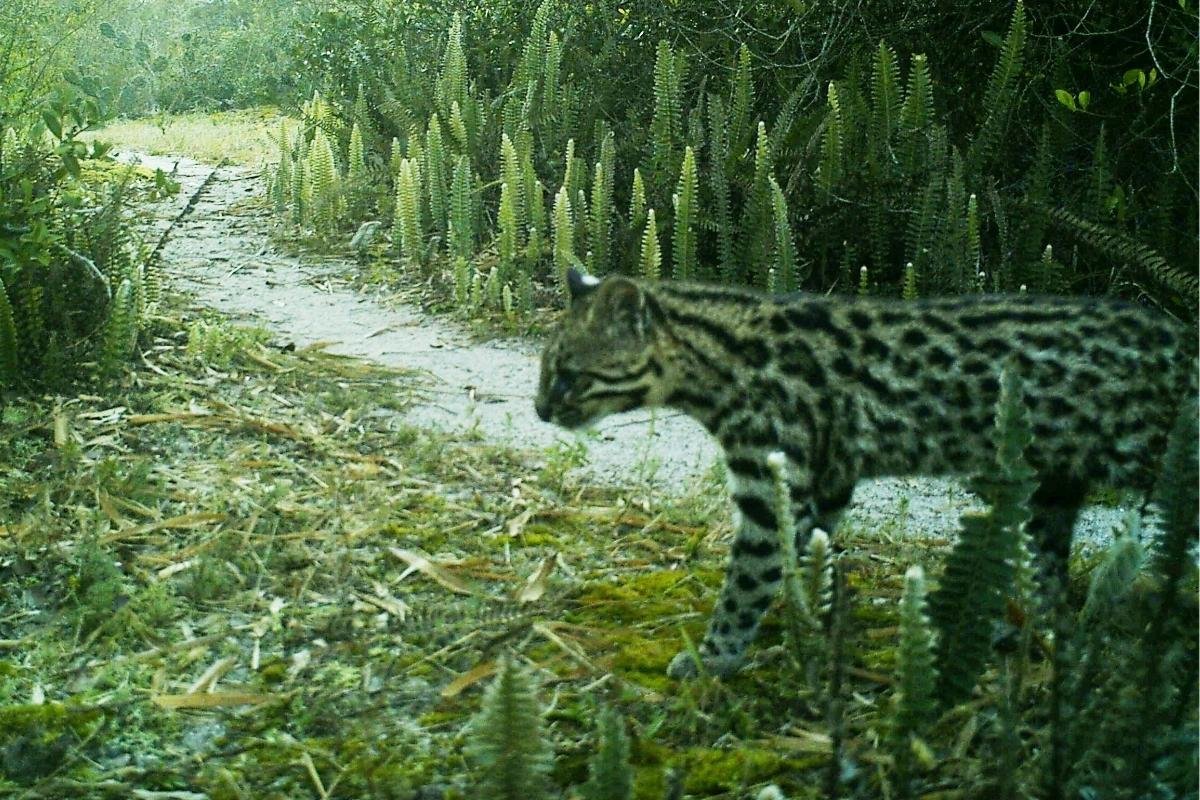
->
(567, 267, 601, 306)
(597, 277, 653, 338)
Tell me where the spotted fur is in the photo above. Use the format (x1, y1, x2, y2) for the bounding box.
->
(535, 269, 1196, 678)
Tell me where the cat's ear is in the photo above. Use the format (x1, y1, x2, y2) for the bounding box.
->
(595, 276, 653, 338)
(566, 267, 601, 306)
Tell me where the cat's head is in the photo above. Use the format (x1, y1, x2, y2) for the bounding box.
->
(535, 269, 664, 428)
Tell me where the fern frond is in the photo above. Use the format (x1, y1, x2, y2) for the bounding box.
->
(466, 657, 552, 799)
(639, 209, 661, 280)
(347, 121, 365, 185)
(744, 121, 774, 288)
(425, 115, 449, 239)
(101, 278, 137, 377)
(552, 185, 575, 293)
(869, 41, 902, 173)
(931, 367, 1035, 706)
(582, 706, 633, 800)
(819, 82, 844, 198)
(0, 277, 18, 387)
(729, 44, 754, 157)
(1041, 204, 1199, 310)
(450, 155, 475, 260)
(769, 176, 797, 292)
(967, 1, 1027, 176)
(706, 93, 735, 282)
(898, 54, 933, 174)
(589, 132, 615, 274)
(673, 146, 698, 280)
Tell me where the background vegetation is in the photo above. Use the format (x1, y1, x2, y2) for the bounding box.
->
(0, 1, 1196, 798)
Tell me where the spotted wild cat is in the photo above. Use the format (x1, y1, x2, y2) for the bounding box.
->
(535, 268, 1195, 678)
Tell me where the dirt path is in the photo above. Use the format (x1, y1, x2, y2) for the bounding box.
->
(122, 151, 1129, 545)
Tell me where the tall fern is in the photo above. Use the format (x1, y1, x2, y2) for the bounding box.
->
(706, 93, 735, 282)
(306, 127, 343, 233)
(930, 368, 1035, 706)
(892, 564, 938, 786)
(589, 132, 615, 275)
(437, 14, 469, 120)
(819, 82, 845, 198)
(744, 121, 774, 287)
(582, 707, 633, 800)
(898, 54, 933, 175)
(729, 44, 754, 158)
(101, 278, 137, 378)
(347, 120, 366, 185)
(673, 146, 698, 280)
(501, 133, 526, 237)
(552, 185, 575, 293)
(466, 657, 552, 799)
(394, 158, 424, 265)
(425, 115, 449, 240)
(0, 277, 18, 387)
(869, 41, 902, 173)
(640, 209, 661, 280)
(450, 154, 476, 260)
(498, 179, 519, 290)
(769, 176, 797, 292)
(967, 1, 1027, 176)
(650, 40, 682, 194)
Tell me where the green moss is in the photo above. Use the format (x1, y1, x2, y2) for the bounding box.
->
(679, 747, 818, 794)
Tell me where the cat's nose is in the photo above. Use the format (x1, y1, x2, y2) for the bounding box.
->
(535, 398, 552, 422)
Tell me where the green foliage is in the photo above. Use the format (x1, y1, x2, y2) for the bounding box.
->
(426, 115, 450, 240)
(729, 44, 754, 159)
(901, 262, 918, 301)
(590, 133, 615, 275)
(466, 657, 552, 799)
(767, 451, 804, 639)
(769, 177, 797, 292)
(306, 127, 343, 233)
(930, 368, 1036, 706)
(629, 168, 647, 255)
(744, 121, 774, 288)
(101, 278, 138, 378)
(650, 40, 684, 198)
(0, 277, 18, 388)
(891, 564, 938, 794)
(552, 185, 576, 293)
(819, 83, 844, 198)
(706, 93, 735, 282)
(1151, 401, 1199, 589)
(257, 0, 1195, 314)
(498, 179, 519, 290)
(898, 54, 933, 175)
(967, 1, 1027, 176)
(868, 41, 902, 172)
(450, 155, 476, 260)
(348, 121, 366, 185)
(639, 209, 661, 280)
(582, 706, 633, 800)
(673, 146, 698, 280)
(393, 158, 424, 265)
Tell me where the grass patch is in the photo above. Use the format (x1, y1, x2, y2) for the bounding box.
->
(86, 108, 284, 166)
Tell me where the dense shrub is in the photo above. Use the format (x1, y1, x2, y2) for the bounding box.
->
(268, 0, 1196, 317)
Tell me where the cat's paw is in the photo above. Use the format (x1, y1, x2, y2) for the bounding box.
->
(666, 647, 745, 679)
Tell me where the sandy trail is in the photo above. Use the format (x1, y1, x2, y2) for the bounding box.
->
(122, 151, 1129, 545)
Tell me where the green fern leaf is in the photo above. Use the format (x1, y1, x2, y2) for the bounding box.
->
(967, 1, 1027, 176)
(0, 277, 18, 387)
